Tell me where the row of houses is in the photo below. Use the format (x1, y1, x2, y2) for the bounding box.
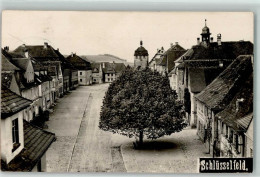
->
(1, 43, 126, 171)
(165, 21, 253, 158)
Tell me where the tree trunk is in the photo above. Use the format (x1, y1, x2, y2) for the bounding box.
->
(139, 130, 143, 145)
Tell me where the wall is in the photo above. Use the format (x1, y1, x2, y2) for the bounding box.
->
(1, 111, 24, 164)
(105, 73, 116, 82)
(134, 56, 148, 69)
(245, 120, 253, 157)
(78, 70, 92, 85)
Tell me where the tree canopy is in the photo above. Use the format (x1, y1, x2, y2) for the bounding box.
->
(99, 67, 187, 141)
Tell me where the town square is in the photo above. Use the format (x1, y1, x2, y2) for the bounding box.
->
(1, 11, 253, 173)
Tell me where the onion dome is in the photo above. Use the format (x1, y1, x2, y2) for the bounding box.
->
(134, 40, 149, 56)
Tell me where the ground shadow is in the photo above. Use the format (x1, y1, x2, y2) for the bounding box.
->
(134, 140, 179, 151)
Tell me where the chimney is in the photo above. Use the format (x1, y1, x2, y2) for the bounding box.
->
(102, 62, 105, 69)
(44, 42, 48, 49)
(57, 48, 59, 51)
(4, 46, 9, 52)
(170, 43, 174, 47)
(22, 44, 26, 48)
(210, 37, 213, 43)
(175, 42, 178, 45)
(157, 48, 159, 52)
(217, 34, 221, 46)
(197, 37, 200, 45)
(71, 52, 74, 57)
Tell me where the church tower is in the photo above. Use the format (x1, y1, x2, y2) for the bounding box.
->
(134, 40, 149, 69)
(200, 19, 211, 47)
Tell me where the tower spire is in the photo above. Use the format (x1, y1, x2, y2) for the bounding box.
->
(205, 19, 207, 26)
(140, 40, 143, 46)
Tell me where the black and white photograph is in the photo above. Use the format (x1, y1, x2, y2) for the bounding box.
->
(1, 11, 254, 173)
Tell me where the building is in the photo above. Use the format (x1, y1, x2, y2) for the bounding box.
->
(214, 71, 253, 158)
(101, 62, 126, 83)
(2, 49, 42, 122)
(31, 59, 53, 111)
(66, 53, 92, 86)
(171, 20, 253, 126)
(148, 47, 165, 71)
(154, 42, 186, 75)
(195, 55, 253, 156)
(1, 86, 56, 172)
(12, 43, 64, 99)
(134, 41, 149, 69)
(91, 63, 103, 84)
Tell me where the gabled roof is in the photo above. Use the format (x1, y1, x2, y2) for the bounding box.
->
(157, 44, 187, 72)
(236, 113, 253, 131)
(216, 73, 253, 131)
(1, 85, 32, 119)
(102, 62, 126, 74)
(1, 50, 21, 71)
(91, 63, 101, 73)
(13, 44, 60, 61)
(66, 54, 91, 70)
(1, 120, 56, 171)
(178, 41, 253, 62)
(195, 55, 253, 111)
(11, 58, 29, 71)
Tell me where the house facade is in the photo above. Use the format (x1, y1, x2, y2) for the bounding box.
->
(1, 86, 56, 172)
(12, 43, 64, 99)
(66, 53, 92, 86)
(91, 63, 103, 84)
(170, 21, 253, 127)
(195, 55, 253, 156)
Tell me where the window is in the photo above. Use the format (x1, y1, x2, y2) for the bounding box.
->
(12, 119, 20, 151)
(111, 78, 113, 81)
(108, 78, 110, 81)
(108, 74, 110, 76)
(94, 79, 96, 82)
(111, 73, 113, 76)
(80, 79, 82, 82)
(80, 72, 82, 75)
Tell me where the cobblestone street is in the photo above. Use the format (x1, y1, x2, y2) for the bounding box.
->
(45, 84, 210, 173)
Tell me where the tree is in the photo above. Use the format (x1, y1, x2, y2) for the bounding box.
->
(99, 67, 187, 147)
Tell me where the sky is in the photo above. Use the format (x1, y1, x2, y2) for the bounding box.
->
(2, 11, 254, 62)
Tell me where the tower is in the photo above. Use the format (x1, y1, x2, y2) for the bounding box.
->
(200, 19, 211, 47)
(134, 40, 149, 69)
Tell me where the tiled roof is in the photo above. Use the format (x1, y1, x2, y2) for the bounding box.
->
(157, 44, 186, 71)
(183, 41, 253, 62)
(11, 58, 29, 71)
(66, 54, 91, 70)
(13, 44, 60, 61)
(1, 85, 32, 119)
(236, 113, 253, 131)
(2, 120, 55, 171)
(216, 73, 253, 131)
(1, 52, 20, 71)
(195, 55, 253, 111)
(91, 63, 101, 73)
(101, 62, 126, 74)
(81, 54, 126, 63)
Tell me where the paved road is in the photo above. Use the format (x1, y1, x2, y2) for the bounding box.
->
(45, 84, 209, 173)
